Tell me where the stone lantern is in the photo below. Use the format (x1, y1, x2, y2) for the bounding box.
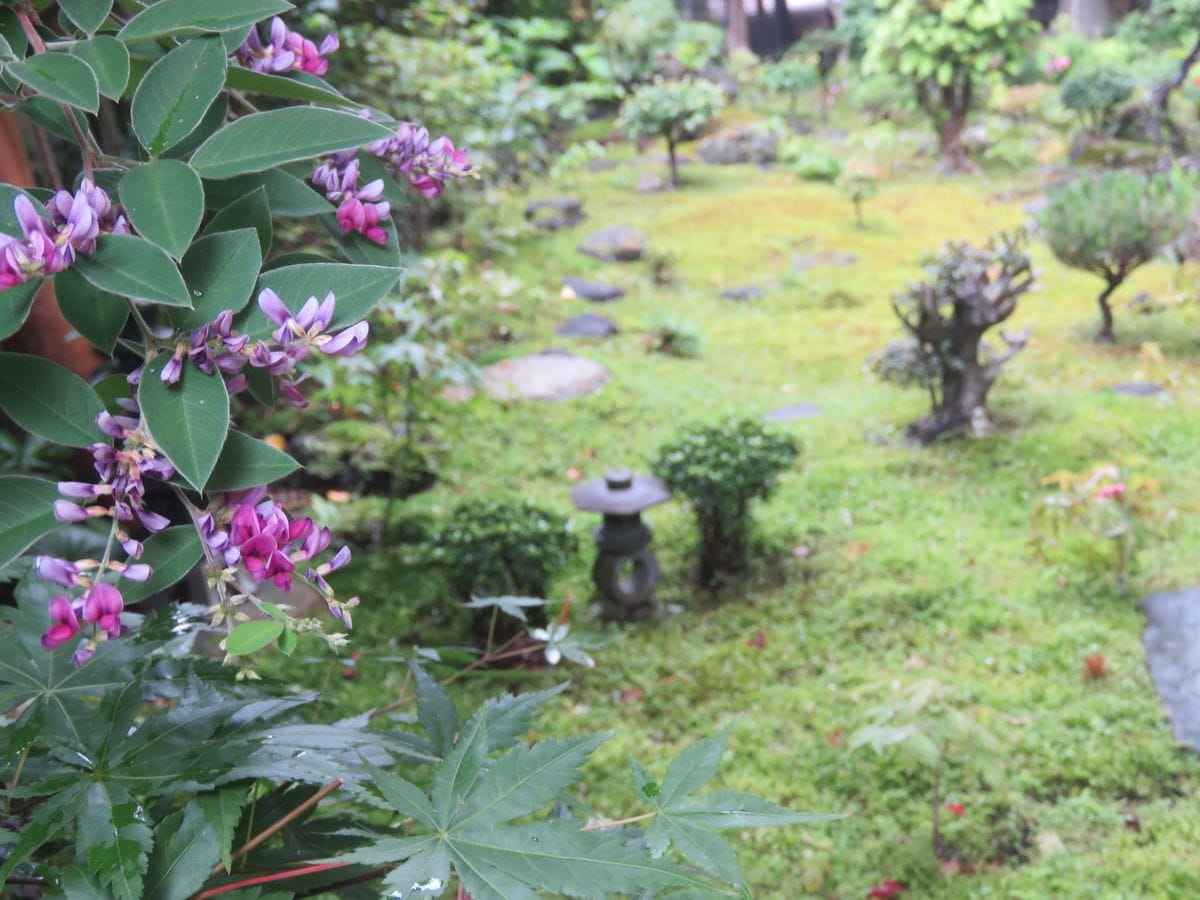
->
(571, 468, 671, 622)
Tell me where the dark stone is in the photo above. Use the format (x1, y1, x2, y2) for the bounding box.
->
(697, 125, 778, 165)
(525, 197, 583, 231)
(555, 313, 619, 338)
(577, 226, 646, 263)
(793, 250, 858, 270)
(720, 284, 766, 301)
(1140, 588, 1200, 751)
(765, 403, 823, 421)
(1109, 382, 1165, 397)
(563, 276, 625, 302)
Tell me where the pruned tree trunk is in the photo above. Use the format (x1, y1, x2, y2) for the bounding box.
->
(1149, 33, 1200, 143)
(1096, 280, 1119, 342)
(727, 0, 749, 52)
(937, 110, 971, 173)
(665, 134, 680, 188)
(697, 509, 749, 585)
(919, 78, 977, 174)
(906, 334, 992, 444)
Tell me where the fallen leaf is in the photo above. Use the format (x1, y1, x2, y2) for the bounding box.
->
(325, 490, 352, 503)
(847, 541, 870, 558)
(1084, 652, 1107, 680)
(616, 686, 644, 704)
(938, 859, 963, 877)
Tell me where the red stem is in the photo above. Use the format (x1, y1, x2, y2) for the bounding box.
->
(195, 862, 348, 899)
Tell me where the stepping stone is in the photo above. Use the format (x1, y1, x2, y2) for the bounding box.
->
(483, 351, 609, 401)
(636, 172, 664, 194)
(1140, 588, 1200, 751)
(562, 276, 625, 302)
(794, 250, 858, 270)
(1109, 382, 1165, 397)
(766, 403, 822, 422)
(578, 226, 646, 262)
(587, 159, 623, 172)
(720, 284, 766, 301)
(525, 197, 583, 231)
(556, 313, 618, 338)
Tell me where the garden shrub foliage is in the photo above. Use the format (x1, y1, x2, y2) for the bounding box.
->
(619, 77, 725, 187)
(0, 3, 824, 897)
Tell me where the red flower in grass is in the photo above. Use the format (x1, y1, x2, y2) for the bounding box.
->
(945, 802, 966, 817)
(867, 880, 905, 898)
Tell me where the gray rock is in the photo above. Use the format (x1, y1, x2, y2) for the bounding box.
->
(563, 276, 625, 302)
(720, 284, 766, 301)
(483, 351, 610, 401)
(962, 124, 991, 153)
(578, 226, 646, 263)
(636, 172, 665, 194)
(697, 125, 778, 165)
(525, 197, 583, 231)
(793, 250, 858, 270)
(1140, 588, 1200, 751)
(1109, 382, 1165, 397)
(555, 313, 619, 338)
(765, 403, 823, 422)
(587, 158, 623, 172)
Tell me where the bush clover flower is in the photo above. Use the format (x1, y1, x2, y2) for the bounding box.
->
(236, 17, 338, 76)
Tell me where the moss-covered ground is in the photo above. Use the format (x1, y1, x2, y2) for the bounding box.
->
(274, 117, 1200, 896)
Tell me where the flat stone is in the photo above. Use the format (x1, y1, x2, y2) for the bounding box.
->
(720, 284, 766, 301)
(562, 276, 625, 302)
(587, 159, 623, 172)
(636, 172, 664, 194)
(578, 226, 646, 262)
(525, 197, 583, 231)
(1140, 588, 1200, 750)
(483, 351, 609, 401)
(794, 250, 858, 270)
(555, 314, 618, 338)
(765, 403, 823, 421)
(697, 125, 777, 165)
(1109, 382, 1165, 397)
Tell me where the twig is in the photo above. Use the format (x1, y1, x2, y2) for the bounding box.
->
(195, 862, 348, 899)
(580, 811, 657, 832)
(30, 126, 64, 191)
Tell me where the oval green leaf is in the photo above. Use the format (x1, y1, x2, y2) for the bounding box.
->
(120, 526, 204, 604)
(0, 353, 103, 447)
(0, 476, 62, 569)
(131, 37, 227, 157)
(224, 67, 352, 108)
(118, 0, 293, 41)
(204, 169, 329, 217)
(73, 234, 191, 307)
(139, 354, 230, 491)
(177, 228, 261, 329)
(120, 159, 204, 258)
(7, 52, 99, 113)
(70, 35, 129, 100)
(225, 619, 285, 656)
(239, 263, 400, 339)
(59, 0, 113, 33)
(205, 430, 299, 493)
(0, 280, 41, 341)
(54, 267, 128, 354)
(202, 186, 271, 256)
(189, 108, 395, 179)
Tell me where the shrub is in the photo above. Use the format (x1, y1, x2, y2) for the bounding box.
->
(864, 0, 1037, 171)
(620, 78, 726, 187)
(429, 498, 577, 599)
(760, 57, 819, 128)
(593, 0, 720, 87)
(1060, 68, 1135, 136)
(653, 420, 799, 584)
(648, 319, 702, 358)
(1038, 169, 1196, 340)
(837, 160, 882, 228)
(886, 232, 1036, 443)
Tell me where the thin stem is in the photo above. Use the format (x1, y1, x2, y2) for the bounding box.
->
(195, 862, 348, 899)
(14, 7, 45, 53)
(209, 779, 343, 878)
(126, 300, 158, 348)
(30, 126, 64, 191)
(580, 811, 657, 832)
(63, 108, 95, 181)
(6, 747, 30, 804)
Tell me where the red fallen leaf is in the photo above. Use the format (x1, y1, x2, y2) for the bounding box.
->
(824, 725, 845, 748)
(939, 859, 963, 877)
(847, 541, 870, 558)
(866, 879, 905, 898)
(746, 632, 767, 649)
(1084, 653, 1107, 679)
(945, 802, 965, 817)
(616, 686, 644, 704)
(342, 667, 358, 679)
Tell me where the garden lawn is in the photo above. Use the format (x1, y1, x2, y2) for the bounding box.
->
(278, 131, 1200, 896)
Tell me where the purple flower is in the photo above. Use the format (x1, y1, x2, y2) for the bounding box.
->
(257, 289, 368, 359)
(36, 556, 82, 588)
(311, 156, 391, 245)
(82, 583, 123, 639)
(368, 123, 472, 199)
(236, 17, 338, 76)
(41, 595, 81, 650)
(54, 499, 92, 523)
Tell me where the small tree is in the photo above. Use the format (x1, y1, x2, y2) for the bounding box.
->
(760, 57, 818, 129)
(1060, 68, 1135, 138)
(620, 79, 726, 187)
(837, 160, 881, 229)
(886, 233, 1035, 444)
(1038, 170, 1195, 341)
(864, 0, 1036, 172)
(653, 419, 798, 584)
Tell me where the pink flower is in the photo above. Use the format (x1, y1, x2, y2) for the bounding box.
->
(1046, 55, 1071, 74)
(41, 595, 81, 650)
(1094, 482, 1126, 501)
(866, 880, 905, 899)
(82, 583, 124, 639)
(236, 17, 338, 76)
(945, 802, 965, 817)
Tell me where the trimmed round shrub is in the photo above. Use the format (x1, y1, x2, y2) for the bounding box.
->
(429, 498, 577, 600)
(1060, 69, 1135, 135)
(653, 420, 799, 584)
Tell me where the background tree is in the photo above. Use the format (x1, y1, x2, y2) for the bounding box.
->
(864, 0, 1037, 172)
(620, 78, 726, 186)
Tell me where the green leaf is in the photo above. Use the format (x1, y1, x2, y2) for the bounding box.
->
(188, 108, 395, 179)
(74, 234, 191, 307)
(670, 789, 841, 829)
(202, 186, 272, 256)
(277, 627, 297, 655)
(197, 785, 249, 874)
(412, 659, 457, 757)
(0, 279, 41, 340)
(660, 818, 743, 885)
(54, 266, 129, 354)
(120, 526, 204, 604)
(323, 211, 400, 268)
(364, 761, 439, 829)
(431, 711, 488, 825)
(226, 619, 285, 656)
(163, 95, 228, 160)
(660, 725, 730, 807)
(70, 35, 129, 99)
(205, 430, 299, 492)
(177, 228, 261, 328)
(120, 160, 204, 258)
(204, 169, 329, 217)
(59, 0, 113, 33)
(0, 781, 89, 883)
(16, 95, 76, 141)
(139, 354, 230, 490)
(482, 684, 568, 753)
(0, 476, 61, 569)
(131, 37, 227, 157)
(241, 263, 399, 339)
(0, 184, 38, 235)
(0, 352, 103, 447)
(118, 0, 294, 41)
(7, 52, 99, 113)
(78, 782, 154, 900)
(143, 802, 220, 900)
(225, 67, 352, 107)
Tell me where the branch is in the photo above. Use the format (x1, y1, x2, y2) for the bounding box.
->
(983, 326, 1031, 381)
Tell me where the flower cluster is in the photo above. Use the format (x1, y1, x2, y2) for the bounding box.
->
(161, 289, 369, 407)
(40, 584, 126, 666)
(235, 16, 338, 77)
(310, 122, 472, 243)
(197, 489, 358, 626)
(0, 181, 127, 289)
